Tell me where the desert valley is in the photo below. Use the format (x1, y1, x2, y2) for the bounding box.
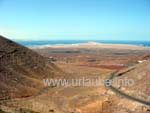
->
(0, 35, 150, 113)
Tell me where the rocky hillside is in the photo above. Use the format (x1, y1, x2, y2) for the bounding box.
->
(0, 35, 58, 99)
(113, 60, 150, 102)
(102, 60, 150, 112)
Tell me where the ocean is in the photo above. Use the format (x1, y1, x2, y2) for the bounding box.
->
(17, 40, 150, 47)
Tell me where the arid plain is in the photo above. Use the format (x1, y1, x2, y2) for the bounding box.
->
(0, 37, 150, 113)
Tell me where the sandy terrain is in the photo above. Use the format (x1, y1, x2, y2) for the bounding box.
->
(0, 36, 150, 113)
(30, 41, 150, 50)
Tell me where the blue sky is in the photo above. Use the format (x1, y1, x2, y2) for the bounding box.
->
(0, 0, 150, 40)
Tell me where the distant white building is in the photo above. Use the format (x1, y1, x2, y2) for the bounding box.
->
(137, 60, 146, 63)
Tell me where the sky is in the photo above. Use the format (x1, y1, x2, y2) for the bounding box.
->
(0, 0, 150, 41)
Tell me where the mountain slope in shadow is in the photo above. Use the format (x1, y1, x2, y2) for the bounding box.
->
(0, 35, 58, 99)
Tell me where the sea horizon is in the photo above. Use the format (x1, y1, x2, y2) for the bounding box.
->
(15, 40, 150, 47)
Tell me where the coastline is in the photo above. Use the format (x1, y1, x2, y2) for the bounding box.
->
(28, 41, 150, 50)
